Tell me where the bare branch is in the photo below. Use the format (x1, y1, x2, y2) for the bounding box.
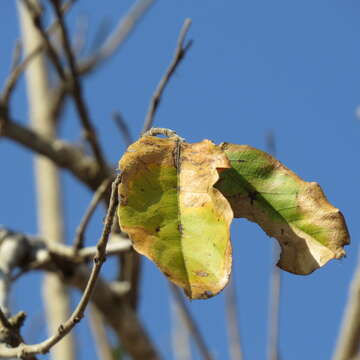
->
(0, 175, 121, 358)
(9, 233, 131, 281)
(171, 297, 192, 360)
(50, 83, 67, 125)
(9, 41, 22, 72)
(0, 230, 37, 359)
(88, 305, 114, 360)
(0, 226, 157, 360)
(142, 18, 192, 133)
(1, 117, 113, 193)
(225, 275, 243, 360)
(266, 131, 282, 360)
(332, 253, 360, 360)
(49, 0, 107, 169)
(4, 0, 75, 106)
(0, 228, 153, 359)
(0, 311, 38, 360)
(73, 178, 112, 251)
(69, 267, 159, 360)
(21, 0, 66, 80)
(170, 284, 213, 360)
(1, 46, 42, 105)
(78, 0, 155, 74)
(113, 112, 133, 147)
(268, 261, 282, 360)
(0, 309, 11, 331)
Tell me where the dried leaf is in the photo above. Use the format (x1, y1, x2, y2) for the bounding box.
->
(118, 136, 233, 299)
(215, 143, 350, 275)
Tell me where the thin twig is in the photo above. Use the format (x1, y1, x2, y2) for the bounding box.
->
(5, 0, 75, 105)
(10, 41, 22, 72)
(22, 0, 66, 80)
(78, 0, 155, 74)
(268, 261, 281, 360)
(225, 275, 243, 360)
(332, 251, 360, 360)
(88, 305, 114, 360)
(171, 297, 192, 360)
(142, 18, 193, 133)
(2, 0, 75, 106)
(71, 267, 159, 360)
(0, 175, 122, 358)
(50, 83, 67, 125)
(49, 0, 107, 169)
(266, 130, 282, 360)
(73, 178, 112, 251)
(1, 46, 42, 104)
(113, 112, 133, 147)
(89, 18, 112, 56)
(170, 284, 213, 360)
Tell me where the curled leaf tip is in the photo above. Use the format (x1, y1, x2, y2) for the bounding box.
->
(215, 143, 350, 275)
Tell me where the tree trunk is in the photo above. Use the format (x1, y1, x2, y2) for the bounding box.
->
(17, 2, 75, 359)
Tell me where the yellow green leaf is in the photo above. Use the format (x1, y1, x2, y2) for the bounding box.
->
(118, 136, 233, 299)
(215, 143, 350, 275)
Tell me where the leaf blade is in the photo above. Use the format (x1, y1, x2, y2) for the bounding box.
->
(215, 143, 350, 275)
(118, 136, 233, 298)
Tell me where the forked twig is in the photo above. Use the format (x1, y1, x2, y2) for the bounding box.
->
(142, 18, 193, 133)
(0, 175, 122, 358)
(0, 310, 37, 360)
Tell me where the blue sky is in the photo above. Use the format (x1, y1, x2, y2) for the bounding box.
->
(1, 1, 360, 359)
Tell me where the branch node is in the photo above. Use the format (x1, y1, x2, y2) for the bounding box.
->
(73, 315, 82, 324)
(9, 311, 26, 330)
(58, 324, 65, 334)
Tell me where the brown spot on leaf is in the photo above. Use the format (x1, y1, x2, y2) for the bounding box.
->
(248, 191, 258, 205)
(178, 223, 183, 234)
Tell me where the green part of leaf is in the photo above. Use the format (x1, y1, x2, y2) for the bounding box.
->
(118, 136, 233, 299)
(215, 143, 350, 275)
